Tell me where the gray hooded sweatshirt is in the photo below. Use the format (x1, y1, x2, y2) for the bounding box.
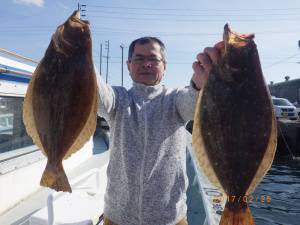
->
(96, 73, 199, 225)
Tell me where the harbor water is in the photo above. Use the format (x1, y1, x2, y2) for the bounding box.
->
(250, 159, 300, 225)
(186, 157, 300, 225)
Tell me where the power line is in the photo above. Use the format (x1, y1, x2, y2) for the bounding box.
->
(264, 52, 300, 69)
(90, 27, 300, 36)
(87, 5, 300, 12)
(2, 24, 300, 37)
(87, 9, 300, 17)
(87, 14, 300, 22)
(2, 25, 300, 35)
(3, 29, 300, 38)
(94, 60, 202, 65)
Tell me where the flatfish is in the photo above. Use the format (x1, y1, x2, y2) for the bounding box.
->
(23, 11, 98, 192)
(192, 24, 277, 224)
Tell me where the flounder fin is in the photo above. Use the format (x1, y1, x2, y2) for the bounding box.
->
(22, 64, 47, 156)
(246, 109, 277, 195)
(63, 74, 98, 159)
(220, 202, 255, 225)
(192, 91, 223, 190)
(40, 161, 72, 193)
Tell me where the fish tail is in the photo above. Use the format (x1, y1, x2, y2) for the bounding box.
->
(220, 200, 255, 225)
(40, 161, 72, 193)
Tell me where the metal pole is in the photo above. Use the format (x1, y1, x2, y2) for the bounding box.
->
(0, 67, 32, 76)
(105, 40, 109, 83)
(100, 43, 102, 75)
(77, 3, 81, 19)
(120, 44, 124, 87)
(0, 48, 38, 64)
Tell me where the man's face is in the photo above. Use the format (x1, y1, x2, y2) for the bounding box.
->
(127, 42, 166, 86)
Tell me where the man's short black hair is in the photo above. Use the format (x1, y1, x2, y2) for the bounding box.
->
(128, 37, 166, 61)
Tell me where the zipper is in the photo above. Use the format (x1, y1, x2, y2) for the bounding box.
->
(138, 100, 148, 224)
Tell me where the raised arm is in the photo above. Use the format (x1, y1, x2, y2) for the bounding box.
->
(95, 67, 118, 121)
(175, 42, 223, 121)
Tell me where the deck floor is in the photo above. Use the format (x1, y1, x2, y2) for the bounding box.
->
(1, 131, 206, 225)
(186, 149, 206, 225)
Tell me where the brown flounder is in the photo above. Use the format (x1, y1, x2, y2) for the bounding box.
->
(192, 24, 277, 224)
(23, 11, 98, 192)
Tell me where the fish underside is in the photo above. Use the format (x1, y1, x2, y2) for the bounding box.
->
(23, 11, 98, 192)
(192, 24, 277, 225)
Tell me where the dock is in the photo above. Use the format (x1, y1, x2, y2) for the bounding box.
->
(276, 119, 300, 158)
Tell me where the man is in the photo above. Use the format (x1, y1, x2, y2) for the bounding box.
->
(97, 37, 222, 225)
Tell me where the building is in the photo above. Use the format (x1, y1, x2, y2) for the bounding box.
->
(269, 78, 300, 106)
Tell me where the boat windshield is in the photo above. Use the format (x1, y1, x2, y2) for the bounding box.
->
(0, 96, 34, 154)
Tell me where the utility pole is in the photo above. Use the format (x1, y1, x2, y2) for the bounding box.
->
(77, 3, 86, 18)
(298, 41, 300, 104)
(105, 40, 110, 83)
(120, 44, 125, 87)
(100, 43, 102, 75)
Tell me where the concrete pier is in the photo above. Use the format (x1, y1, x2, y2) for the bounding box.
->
(276, 119, 300, 158)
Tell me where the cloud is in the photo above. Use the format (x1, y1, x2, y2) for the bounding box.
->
(57, 2, 69, 10)
(13, 0, 44, 7)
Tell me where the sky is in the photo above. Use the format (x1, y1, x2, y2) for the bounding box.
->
(1, 0, 300, 89)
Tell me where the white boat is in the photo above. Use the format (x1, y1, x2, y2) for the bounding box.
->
(0, 50, 225, 225)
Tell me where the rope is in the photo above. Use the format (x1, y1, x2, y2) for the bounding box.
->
(277, 120, 299, 160)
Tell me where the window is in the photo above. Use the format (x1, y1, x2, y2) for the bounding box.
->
(272, 98, 293, 107)
(0, 96, 33, 154)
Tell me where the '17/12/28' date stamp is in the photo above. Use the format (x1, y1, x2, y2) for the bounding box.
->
(214, 195, 272, 204)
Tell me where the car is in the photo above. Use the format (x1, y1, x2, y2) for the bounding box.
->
(292, 102, 300, 119)
(271, 96, 299, 120)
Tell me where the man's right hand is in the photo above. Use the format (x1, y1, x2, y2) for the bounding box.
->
(191, 41, 224, 90)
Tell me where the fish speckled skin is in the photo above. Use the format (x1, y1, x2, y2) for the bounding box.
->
(192, 24, 277, 225)
(23, 11, 98, 192)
